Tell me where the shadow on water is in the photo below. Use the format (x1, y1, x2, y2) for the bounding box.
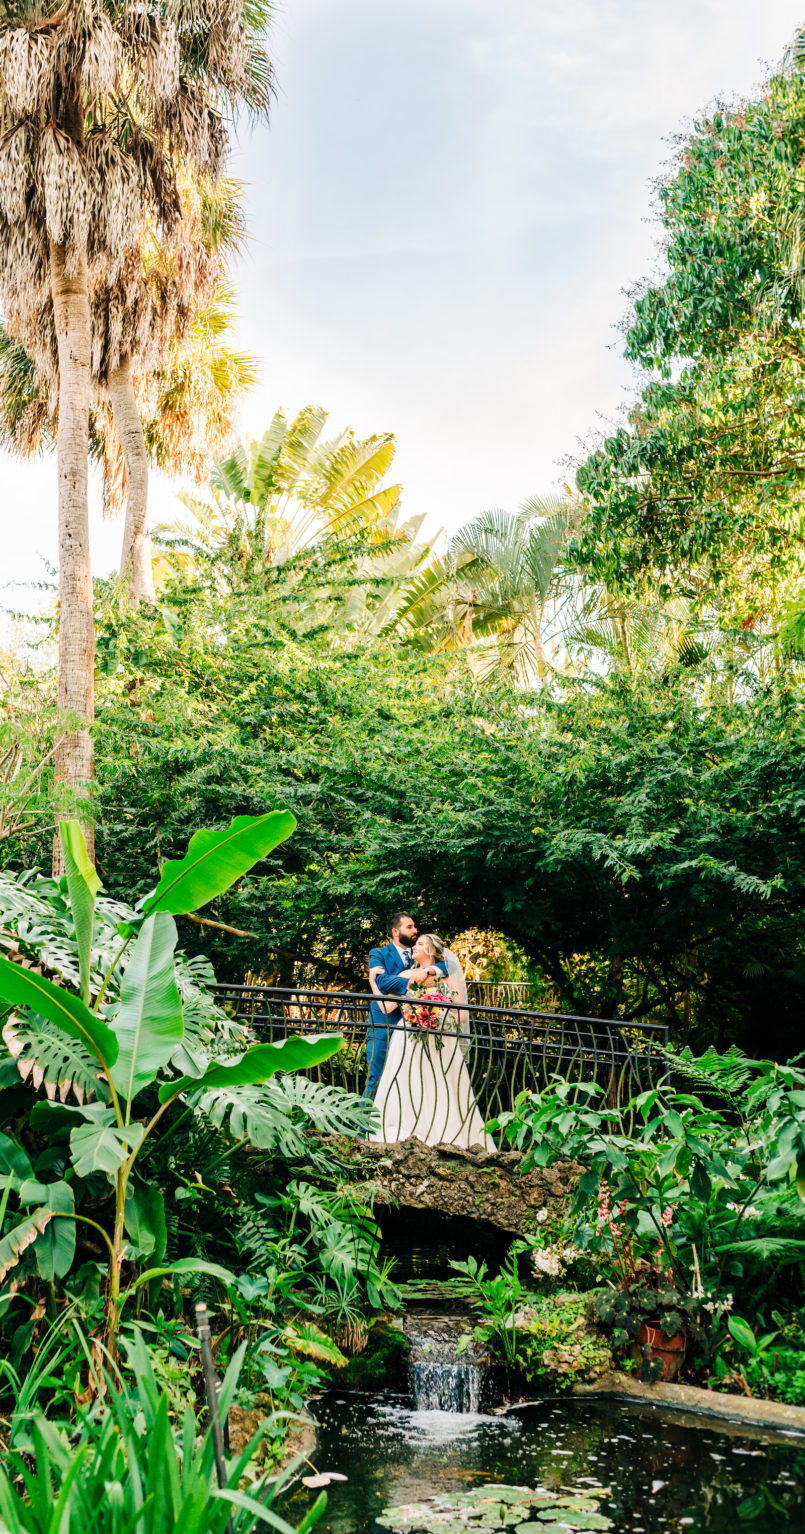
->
(295, 1392, 805, 1534)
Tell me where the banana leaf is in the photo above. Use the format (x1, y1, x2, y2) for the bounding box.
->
(143, 811, 296, 917)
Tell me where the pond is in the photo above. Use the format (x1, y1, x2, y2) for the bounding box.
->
(298, 1392, 805, 1534)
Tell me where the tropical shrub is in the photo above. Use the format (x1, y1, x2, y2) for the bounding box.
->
(90, 579, 805, 1059)
(740, 1344, 805, 1408)
(452, 1245, 528, 1369)
(453, 1249, 611, 1390)
(491, 1049, 805, 1376)
(452, 1246, 610, 1389)
(0, 812, 342, 1354)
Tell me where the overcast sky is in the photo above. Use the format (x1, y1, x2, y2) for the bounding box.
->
(3, 0, 804, 619)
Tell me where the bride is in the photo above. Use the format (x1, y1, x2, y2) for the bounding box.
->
(368, 934, 492, 1149)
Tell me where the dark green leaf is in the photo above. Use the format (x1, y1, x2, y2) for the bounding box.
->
(159, 1033, 342, 1103)
(110, 914, 183, 1103)
(0, 958, 118, 1070)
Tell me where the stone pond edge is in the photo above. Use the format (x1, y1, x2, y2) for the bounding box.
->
(572, 1370, 805, 1434)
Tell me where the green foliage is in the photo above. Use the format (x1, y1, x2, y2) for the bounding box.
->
(492, 1051, 805, 1360)
(451, 1249, 610, 1388)
(86, 565, 805, 1057)
(144, 811, 296, 918)
(0, 1332, 326, 1534)
(0, 662, 64, 869)
(161, 1035, 341, 1103)
(451, 1245, 527, 1368)
(0, 954, 119, 1070)
(0, 815, 342, 1353)
(572, 47, 805, 621)
(111, 914, 184, 1103)
(742, 1344, 805, 1407)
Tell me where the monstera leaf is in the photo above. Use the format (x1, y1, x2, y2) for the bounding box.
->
(0, 958, 118, 1070)
(159, 1032, 343, 1103)
(69, 1117, 144, 1178)
(143, 811, 296, 917)
(110, 914, 184, 1105)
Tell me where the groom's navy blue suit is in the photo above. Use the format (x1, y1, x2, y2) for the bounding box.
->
(365, 941, 447, 1101)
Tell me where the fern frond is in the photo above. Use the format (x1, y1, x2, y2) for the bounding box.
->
(663, 1044, 756, 1103)
(715, 1237, 805, 1263)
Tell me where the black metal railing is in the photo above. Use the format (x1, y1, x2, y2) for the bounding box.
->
(467, 979, 556, 1010)
(210, 984, 669, 1149)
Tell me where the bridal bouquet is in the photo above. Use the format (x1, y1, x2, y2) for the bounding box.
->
(402, 979, 458, 1050)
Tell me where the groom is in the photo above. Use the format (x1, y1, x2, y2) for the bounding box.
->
(365, 911, 448, 1101)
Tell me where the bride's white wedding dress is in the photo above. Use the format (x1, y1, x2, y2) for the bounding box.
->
(368, 952, 493, 1150)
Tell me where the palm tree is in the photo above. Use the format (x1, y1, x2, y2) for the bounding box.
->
(0, 176, 254, 567)
(105, 173, 253, 605)
(0, 278, 256, 540)
(108, 280, 257, 508)
(565, 586, 772, 694)
(0, 0, 272, 855)
(401, 493, 581, 684)
(160, 406, 404, 590)
(153, 408, 450, 643)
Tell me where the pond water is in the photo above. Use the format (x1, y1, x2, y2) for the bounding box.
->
(298, 1392, 805, 1534)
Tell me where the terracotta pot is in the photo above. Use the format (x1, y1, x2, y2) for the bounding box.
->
(637, 1321, 687, 1382)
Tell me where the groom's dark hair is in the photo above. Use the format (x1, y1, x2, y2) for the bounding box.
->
(388, 910, 414, 938)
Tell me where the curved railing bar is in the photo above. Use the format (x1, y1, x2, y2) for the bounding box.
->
(209, 984, 669, 1147)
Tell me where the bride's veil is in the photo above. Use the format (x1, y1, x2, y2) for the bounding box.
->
(442, 947, 471, 1053)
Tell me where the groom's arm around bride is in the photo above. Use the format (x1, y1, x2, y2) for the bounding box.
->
(364, 910, 430, 1101)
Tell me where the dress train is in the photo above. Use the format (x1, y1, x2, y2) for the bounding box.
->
(368, 1022, 492, 1148)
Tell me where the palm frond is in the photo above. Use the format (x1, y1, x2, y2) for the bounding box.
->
(715, 1238, 805, 1263)
(246, 411, 287, 504)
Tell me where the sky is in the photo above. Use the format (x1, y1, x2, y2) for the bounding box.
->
(3, 0, 805, 617)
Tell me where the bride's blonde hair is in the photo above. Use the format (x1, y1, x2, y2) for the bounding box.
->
(419, 933, 445, 962)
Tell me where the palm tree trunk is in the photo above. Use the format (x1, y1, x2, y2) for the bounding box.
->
(110, 356, 154, 605)
(50, 238, 94, 870)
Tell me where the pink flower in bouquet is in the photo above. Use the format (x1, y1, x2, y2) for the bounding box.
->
(414, 991, 451, 1030)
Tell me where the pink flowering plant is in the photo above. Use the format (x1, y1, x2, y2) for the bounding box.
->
(490, 1046, 805, 1374)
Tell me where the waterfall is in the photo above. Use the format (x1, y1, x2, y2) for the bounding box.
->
(411, 1356, 481, 1412)
(405, 1315, 484, 1413)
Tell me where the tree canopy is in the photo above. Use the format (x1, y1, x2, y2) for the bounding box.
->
(80, 558, 805, 1060)
(573, 48, 805, 624)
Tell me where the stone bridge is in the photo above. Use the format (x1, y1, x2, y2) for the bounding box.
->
(334, 1136, 579, 1238)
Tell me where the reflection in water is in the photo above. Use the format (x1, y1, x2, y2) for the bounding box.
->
(294, 1394, 805, 1534)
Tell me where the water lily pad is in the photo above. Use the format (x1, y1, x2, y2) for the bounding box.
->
(537, 1517, 612, 1531)
(376, 1485, 611, 1534)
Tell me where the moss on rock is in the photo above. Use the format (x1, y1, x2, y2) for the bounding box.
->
(338, 1319, 410, 1391)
